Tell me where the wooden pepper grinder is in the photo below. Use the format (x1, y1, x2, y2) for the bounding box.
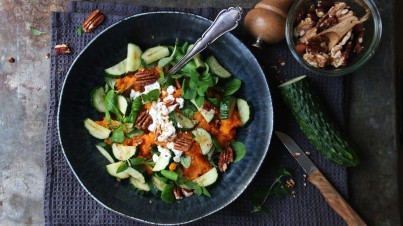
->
(244, 0, 294, 48)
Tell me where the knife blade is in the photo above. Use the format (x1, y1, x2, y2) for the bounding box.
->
(275, 131, 366, 226)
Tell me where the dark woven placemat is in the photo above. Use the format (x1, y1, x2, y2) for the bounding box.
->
(45, 1, 348, 225)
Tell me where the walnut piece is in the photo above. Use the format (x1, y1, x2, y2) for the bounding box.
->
(303, 52, 329, 68)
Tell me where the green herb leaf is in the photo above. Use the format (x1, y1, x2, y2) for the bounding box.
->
(161, 170, 178, 181)
(194, 186, 202, 196)
(124, 96, 143, 123)
(76, 26, 84, 36)
(195, 95, 205, 108)
(158, 40, 178, 69)
(212, 136, 224, 152)
(161, 183, 175, 204)
(129, 157, 146, 166)
(126, 128, 144, 138)
(116, 162, 128, 173)
(158, 70, 165, 84)
(30, 27, 46, 36)
(231, 141, 246, 162)
(142, 89, 160, 103)
(76, 9, 83, 13)
(207, 98, 220, 106)
(105, 77, 116, 92)
(155, 174, 168, 183)
(223, 79, 242, 96)
(180, 156, 191, 168)
(110, 126, 125, 143)
(105, 90, 122, 121)
(201, 186, 211, 198)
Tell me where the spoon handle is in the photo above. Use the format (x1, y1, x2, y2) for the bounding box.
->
(167, 6, 243, 76)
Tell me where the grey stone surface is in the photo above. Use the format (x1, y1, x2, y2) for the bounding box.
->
(0, 0, 399, 225)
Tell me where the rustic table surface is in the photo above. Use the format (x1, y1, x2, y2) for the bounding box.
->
(0, 0, 400, 225)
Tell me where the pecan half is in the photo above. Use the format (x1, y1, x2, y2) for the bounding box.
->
(173, 137, 194, 152)
(82, 9, 105, 32)
(134, 68, 159, 87)
(55, 44, 71, 55)
(173, 186, 183, 200)
(218, 146, 234, 173)
(181, 188, 194, 197)
(135, 111, 153, 131)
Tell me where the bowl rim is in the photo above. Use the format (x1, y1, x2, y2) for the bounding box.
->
(57, 10, 273, 225)
(285, 0, 382, 76)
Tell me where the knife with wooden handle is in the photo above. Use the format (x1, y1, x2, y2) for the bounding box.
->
(275, 131, 366, 226)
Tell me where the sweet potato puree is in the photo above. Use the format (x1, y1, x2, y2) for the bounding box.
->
(96, 91, 242, 181)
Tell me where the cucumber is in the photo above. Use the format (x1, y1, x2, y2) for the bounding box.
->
(219, 96, 236, 120)
(192, 128, 212, 155)
(152, 175, 167, 191)
(278, 75, 359, 167)
(112, 143, 137, 161)
(193, 167, 218, 187)
(106, 161, 130, 179)
(141, 46, 170, 65)
(95, 142, 115, 163)
(206, 55, 231, 78)
(105, 58, 127, 78)
(169, 112, 197, 130)
(237, 98, 251, 125)
(187, 44, 205, 68)
(153, 151, 171, 171)
(84, 118, 111, 139)
(117, 95, 128, 115)
(91, 87, 106, 113)
(125, 167, 145, 183)
(130, 177, 150, 191)
(190, 99, 215, 123)
(126, 43, 142, 72)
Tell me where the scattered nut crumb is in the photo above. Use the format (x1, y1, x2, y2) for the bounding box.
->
(46, 53, 50, 59)
(286, 178, 296, 189)
(293, 152, 301, 158)
(303, 174, 307, 178)
(149, 200, 153, 204)
(291, 190, 297, 198)
(278, 57, 286, 66)
(7, 57, 15, 63)
(304, 182, 307, 187)
(305, 151, 311, 155)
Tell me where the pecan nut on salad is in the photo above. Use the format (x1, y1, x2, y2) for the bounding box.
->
(84, 41, 251, 204)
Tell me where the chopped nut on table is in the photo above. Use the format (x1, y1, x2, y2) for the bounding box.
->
(294, 1, 367, 68)
(55, 44, 71, 55)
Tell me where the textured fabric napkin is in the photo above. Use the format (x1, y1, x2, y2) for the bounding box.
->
(45, 1, 348, 225)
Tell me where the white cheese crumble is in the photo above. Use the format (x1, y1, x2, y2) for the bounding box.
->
(143, 81, 160, 94)
(167, 142, 183, 163)
(153, 145, 172, 162)
(130, 90, 141, 99)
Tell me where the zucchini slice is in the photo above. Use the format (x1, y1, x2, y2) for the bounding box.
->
(117, 95, 128, 115)
(130, 177, 150, 191)
(106, 161, 130, 179)
(169, 112, 197, 130)
(187, 44, 205, 68)
(193, 167, 218, 187)
(125, 167, 145, 183)
(279, 75, 359, 167)
(206, 55, 231, 78)
(141, 46, 170, 65)
(95, 142, 115, 163)
(152, 153, 171, 172)
(105, 58, 127, 78)
(192, 128, 212, 155)
(91, 87, 106, 113)
(190, 99, 215, 123)
(237, 98, 251, 125)
(126, 43, 142, 72)
(112, 143, 137, 161)
(84, 118, 111, 139)
(220, 96, 236, 120)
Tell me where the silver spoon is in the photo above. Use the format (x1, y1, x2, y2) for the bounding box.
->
(166, 6, 243, 77)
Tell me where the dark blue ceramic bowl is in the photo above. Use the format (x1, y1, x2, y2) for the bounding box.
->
(58, 11, 273, 224)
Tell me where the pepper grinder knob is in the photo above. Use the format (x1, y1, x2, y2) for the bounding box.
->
(244, 0, 293, 48)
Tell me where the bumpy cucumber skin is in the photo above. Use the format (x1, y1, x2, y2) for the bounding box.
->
(279, 76, 359, 167)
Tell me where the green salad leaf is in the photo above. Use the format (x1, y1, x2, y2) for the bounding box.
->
(231, 141, 246, 162)
(105, 90, 123, 121)
(223, 79, 242, 96)
(142, 89, 160, 103)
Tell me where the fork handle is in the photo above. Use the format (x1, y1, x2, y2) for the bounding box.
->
(308, 170, 366, 226)
(167, 6, 242, 76)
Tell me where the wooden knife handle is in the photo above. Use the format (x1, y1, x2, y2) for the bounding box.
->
(308, 170, 366, 226)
